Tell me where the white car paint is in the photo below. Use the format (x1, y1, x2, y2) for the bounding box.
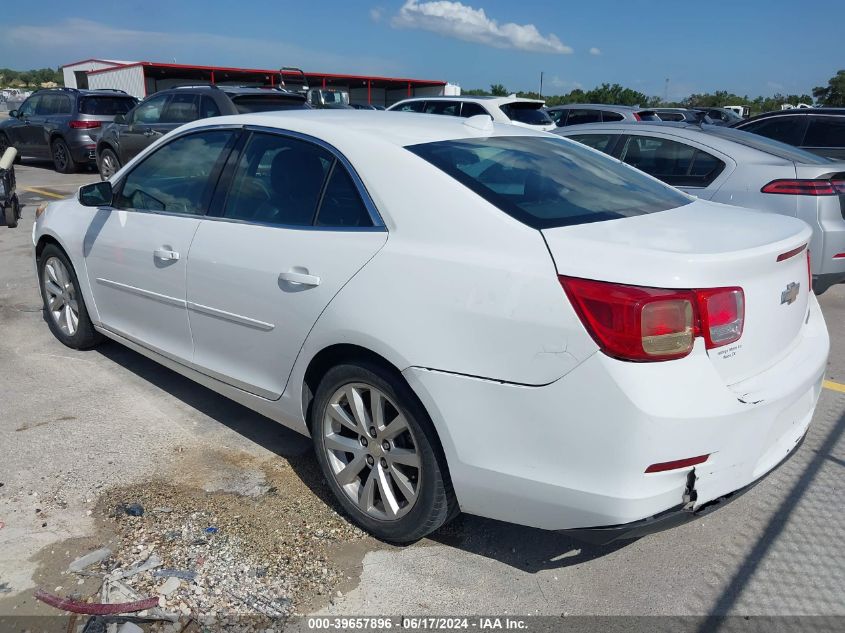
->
(34, 111, 829, 533)
(388, 95, 557, 132)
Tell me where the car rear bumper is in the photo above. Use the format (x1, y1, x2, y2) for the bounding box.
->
(403, 295, 828, 533)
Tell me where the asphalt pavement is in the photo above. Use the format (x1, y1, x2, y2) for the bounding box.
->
(0, 160, 843, 624)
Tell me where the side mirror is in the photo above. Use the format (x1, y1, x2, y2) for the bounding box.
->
(79, 181, 113, 207)
(113, 113, 126, 124)
(8, 110, 18, 118)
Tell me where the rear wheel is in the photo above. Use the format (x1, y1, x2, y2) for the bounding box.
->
(37, 244, 103, 349)
(3, 199, 18, 228)
(51, 138, 77, 174)
(98, 148, 120, 180)
(312, 362, 457, 543)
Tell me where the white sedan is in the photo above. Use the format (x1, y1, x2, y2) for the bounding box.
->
(33, 111, 829, 543)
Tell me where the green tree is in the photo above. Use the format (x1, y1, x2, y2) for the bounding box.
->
(463, 88, 490, 96)
(490, 83, 508, 96)
(813, 70, 845, 107)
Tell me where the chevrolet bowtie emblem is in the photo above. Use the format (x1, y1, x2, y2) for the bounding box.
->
(781, 282, 800, 305)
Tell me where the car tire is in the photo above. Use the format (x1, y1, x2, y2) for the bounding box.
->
(312, 361, 458, 543)
(37, 243, 103, 349)
(97, 147, 120, 180)
(4, 199, 18, 228)
(51, 138, 77, 174)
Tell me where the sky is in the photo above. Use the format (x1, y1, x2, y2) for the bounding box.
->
(1, 0, 841, 100)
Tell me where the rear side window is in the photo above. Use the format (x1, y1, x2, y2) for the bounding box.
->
(316, 164, 373, 227)
(162, 93, 199, 123)
(115, 130, 234, 215)
(548, 109, 568, 125)
(460, 102, 489, 118)
(200, 96, 222, 118)
(620, 136, 725, 187)
(601, 111, 624, 122)
(230, 95, 307, 113)
(740, 116, 805, 146)
(407, 136, 691, 229)
(393, 101, 426, 113)
(425, 101, 460, 116)
(636, 111, 661, 122)
(656, 111, 684, 122)
(499, 102, 553, 126)
(568, 133, 618, 153)
(37, 94, 72, 115)
(564, 109, 602, 126)
(804, 117, 845, 148)
(78, 96, 136, 116)
(222, 133, 332, 226)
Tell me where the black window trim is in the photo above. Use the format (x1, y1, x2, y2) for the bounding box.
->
(205, 125, 386, 232)
(111, 125, 243, 219)
(616, 133, 727, 188)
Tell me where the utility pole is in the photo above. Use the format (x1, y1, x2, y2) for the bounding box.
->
(664, 78, 669, 104)
(539, 71, 544, 98)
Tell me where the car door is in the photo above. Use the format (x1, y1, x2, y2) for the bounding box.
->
(27, 93, 57, 157)
(186, 130, 387, 399)
(84, 128, 238, 362)
(118, 93, 172, 164)
(9, 95, 41, 154)
(615, 134, 728, 199)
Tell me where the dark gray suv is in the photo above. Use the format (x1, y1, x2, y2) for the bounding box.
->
(0, 88, 138, 173)
(95, 85, 308, 179)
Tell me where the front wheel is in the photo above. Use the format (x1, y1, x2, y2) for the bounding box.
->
(97, 147, 120, 180)
(312, 362, 457, 543)
(37, 244, 103, 349)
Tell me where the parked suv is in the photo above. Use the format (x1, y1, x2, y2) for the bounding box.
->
(732, 108, 845, 160)
(546, 104, 660, 127)
(387, 96, 556, 132)
(96, 85, 308, 179)
(0, 88, 138, 173)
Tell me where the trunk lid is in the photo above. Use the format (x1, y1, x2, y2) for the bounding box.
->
(542, 199, 813, 384)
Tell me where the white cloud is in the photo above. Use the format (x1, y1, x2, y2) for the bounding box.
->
(391, 1, 573, 55)
(370, 7, 384, 22)
(549, 75, 582, 90)
(589, 47, 601, 56)
(1, 18, 399, 77)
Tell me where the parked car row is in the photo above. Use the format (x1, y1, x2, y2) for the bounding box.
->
(30, 110, 828, 544)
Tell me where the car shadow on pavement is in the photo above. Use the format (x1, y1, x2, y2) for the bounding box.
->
(94, 339, 636, 571)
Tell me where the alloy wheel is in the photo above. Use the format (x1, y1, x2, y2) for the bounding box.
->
(42, 256, 79, 336)
(322, 383, 421, 521)
(53, 143, 68, 172)
(100, 151, 119, 179)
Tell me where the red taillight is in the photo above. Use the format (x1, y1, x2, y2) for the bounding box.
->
(645, 454, 709, 473)
(68, 120, 102, 129)
(776, 243, 807, 262)
(559, 277, 744, 362)
(761, 179, 837, 196)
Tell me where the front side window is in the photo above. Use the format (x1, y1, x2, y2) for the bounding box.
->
(408, 136, 691, 229)
(620, 136, 725, 187)
(393, 100, 425, 113)
(115, 130, 234, 214)
(568, 133, 618, 153)
(740, 116, 805, 146)
(133, 94, 170, 124)
(17, 96, 39, 117)
(222, 133, 332, 226)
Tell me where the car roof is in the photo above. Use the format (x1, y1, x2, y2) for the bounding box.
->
(395, 95, 545, 105)
(36, 88, 134, 98)
(739, 108, 845, 124)
(546, 104, 650, 112)
(179, 109, 550, 148)
(555, 121, 832, 164)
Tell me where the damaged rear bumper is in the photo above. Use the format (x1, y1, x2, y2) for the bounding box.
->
(564, 432, 806, 545)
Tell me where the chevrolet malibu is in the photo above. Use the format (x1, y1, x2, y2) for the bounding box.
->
(32, 111, 829, 543)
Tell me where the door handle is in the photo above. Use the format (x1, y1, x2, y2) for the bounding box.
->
(154, 248, 180, 261)
(279, 270, 320, 286)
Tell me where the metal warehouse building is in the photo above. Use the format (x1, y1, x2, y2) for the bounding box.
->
(61, 59, 457, 107)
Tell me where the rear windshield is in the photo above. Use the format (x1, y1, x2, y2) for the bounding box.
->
(408, 136, 692, 229)
(703, 125, 831, 164)
(499, 102, 553, 126)
(78, 96, 137, 115)
(230, 96, 307, 113)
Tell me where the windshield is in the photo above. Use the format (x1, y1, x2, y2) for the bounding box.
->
(500, 102, 553, 126)
(79, 96, 137, 115)
(231, 96, 307, 113)
(408, 136, 692, 229)
(703, 125, 831, 164)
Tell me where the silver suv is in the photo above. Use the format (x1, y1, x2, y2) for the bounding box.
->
(0, 88, 137, 173)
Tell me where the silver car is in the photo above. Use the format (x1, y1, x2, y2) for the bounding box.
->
(555, 122, 845, 292)
(545, 104, 660, 127)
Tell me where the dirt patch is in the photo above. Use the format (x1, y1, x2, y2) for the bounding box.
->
(16, 415, 77, 432)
